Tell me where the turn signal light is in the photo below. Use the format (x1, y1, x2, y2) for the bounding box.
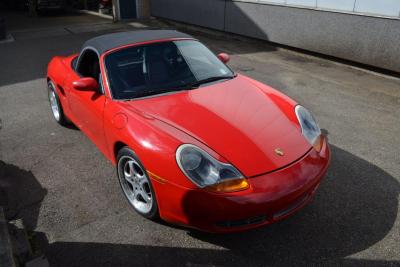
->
(205, 178, 250, 193)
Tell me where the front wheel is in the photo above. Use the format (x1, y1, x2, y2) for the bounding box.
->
(117, 147, 159, 219)
(48, 80, 68, 126)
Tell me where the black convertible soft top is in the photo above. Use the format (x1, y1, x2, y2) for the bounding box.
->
(82, 30, 194, 54)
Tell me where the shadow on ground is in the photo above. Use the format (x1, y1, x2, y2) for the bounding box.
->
(43, 241, 399, 267)
(41, 145, 399, 266)
(186, 145, 400, 265)
(0, 8, 276, 87)
(0, 161, 47, 230)
(0, 9, 109, 87)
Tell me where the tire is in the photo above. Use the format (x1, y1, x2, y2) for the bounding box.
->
(48, 80, 68, 126)
(117, 147, 159, 220)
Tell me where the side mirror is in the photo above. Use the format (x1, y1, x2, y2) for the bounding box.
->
(72, 77, 99, 91)
(217, 53, 230, 64)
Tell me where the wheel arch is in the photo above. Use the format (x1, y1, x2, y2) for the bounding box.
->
(105, 115, 198, 189)
(114, 141, 128, 162)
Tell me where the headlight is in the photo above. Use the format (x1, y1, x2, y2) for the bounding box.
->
(176, 144, 249, 193)
(295, 105, 323, 152)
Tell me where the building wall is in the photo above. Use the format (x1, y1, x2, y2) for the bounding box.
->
(136, 0, 151, 19)
(150, 0, 226, 30)
(226, 2, 400, 72)
(150, 0, 400, 72)
(250, 0, 400, 19)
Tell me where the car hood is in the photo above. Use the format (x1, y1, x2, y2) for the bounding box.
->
(124, 75, 311, 177)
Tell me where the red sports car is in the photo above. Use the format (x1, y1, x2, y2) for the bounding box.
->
(47, 30, 330, 232)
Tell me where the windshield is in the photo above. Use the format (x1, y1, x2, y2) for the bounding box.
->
(104, 40, 234, 99)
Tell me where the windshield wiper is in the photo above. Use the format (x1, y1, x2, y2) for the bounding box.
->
(133, 87, 189, 98)
(189, 75, 236, 88)
(129, 75, 236, 99)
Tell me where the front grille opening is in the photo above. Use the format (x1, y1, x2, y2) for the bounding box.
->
(216, 215, 267, 228)
(273, 193, 309, 219)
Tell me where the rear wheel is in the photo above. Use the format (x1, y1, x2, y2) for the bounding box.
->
(117, 147, 159, 219)
(48, 80, 68, 126)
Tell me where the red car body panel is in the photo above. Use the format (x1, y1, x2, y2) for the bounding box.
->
(154, 138, 329, 232)
(47, 37, 330, 232)
(126, 75, 311, 177)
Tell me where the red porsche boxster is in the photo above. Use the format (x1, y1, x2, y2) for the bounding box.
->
(47, 30, 330, 232)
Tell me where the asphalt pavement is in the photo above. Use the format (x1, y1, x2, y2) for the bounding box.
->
(0, 10, 399, 267)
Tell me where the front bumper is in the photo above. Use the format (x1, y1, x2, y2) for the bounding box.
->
(152, 138, 330, 233)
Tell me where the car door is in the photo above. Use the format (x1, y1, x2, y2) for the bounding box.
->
(66, 49, 108, 153)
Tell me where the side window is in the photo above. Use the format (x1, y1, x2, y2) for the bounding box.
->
(72, 56, 78, 70)
(77, 49, 100, 82)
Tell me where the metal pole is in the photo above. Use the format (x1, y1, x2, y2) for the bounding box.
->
(0, 17, 6, 40)
(112, 0, 120, 21)
(28, 0, 38, 17)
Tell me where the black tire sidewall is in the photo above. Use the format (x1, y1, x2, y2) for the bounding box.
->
(117, 147, 159, 220)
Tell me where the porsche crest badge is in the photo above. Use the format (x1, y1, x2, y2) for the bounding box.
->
(275, 148, 284, 156)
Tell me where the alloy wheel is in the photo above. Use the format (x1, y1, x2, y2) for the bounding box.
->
(118, 156, 153, 214)
(48, 85, 60, 121)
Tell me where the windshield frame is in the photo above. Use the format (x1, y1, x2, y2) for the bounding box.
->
(101, 38, 236, 101)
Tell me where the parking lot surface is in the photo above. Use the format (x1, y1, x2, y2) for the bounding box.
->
(0, 11, 399, 267)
